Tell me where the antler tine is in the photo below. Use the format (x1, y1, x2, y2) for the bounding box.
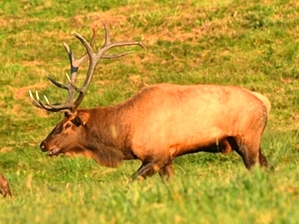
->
(101, 44, 146, 59)
(29, 90, 42, 108)
(47, 75, 68, 89)
(29, 90, 74, 112)
(102, 23, 111, 46)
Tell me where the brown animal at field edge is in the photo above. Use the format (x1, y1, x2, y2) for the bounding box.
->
(0, 173, 12, 197)
(30, 24, 270, 181)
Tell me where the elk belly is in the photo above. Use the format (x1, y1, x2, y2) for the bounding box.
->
(167, 126, 229, 158)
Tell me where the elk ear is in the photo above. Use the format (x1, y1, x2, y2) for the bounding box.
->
(71, 112, 90, 126)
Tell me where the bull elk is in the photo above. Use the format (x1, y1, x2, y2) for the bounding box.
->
(0, 173, 12, 197)
(30, 24, 270, 180)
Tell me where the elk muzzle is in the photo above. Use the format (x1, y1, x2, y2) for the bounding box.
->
(40, 140, 61, 157)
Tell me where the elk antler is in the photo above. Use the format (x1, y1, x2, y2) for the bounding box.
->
(30, 23, 145, 115)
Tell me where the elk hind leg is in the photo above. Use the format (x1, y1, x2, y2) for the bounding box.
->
(227, 137, 267, 169)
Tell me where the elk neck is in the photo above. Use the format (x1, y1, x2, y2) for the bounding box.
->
(77, 105, 136, 160)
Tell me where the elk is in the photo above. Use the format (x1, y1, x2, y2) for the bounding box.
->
(0, 173, 12, 197)
(30, 24, 269, 180)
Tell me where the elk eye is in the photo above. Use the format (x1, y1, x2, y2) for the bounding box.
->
(65, 123, 71, 130)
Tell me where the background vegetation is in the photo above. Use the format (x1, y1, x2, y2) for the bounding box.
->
(0, 0, 299, 223)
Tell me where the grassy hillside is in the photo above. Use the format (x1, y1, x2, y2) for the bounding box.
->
(0, 0, 299, 223)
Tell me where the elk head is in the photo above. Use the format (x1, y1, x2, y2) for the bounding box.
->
(30, 23, 145, 158)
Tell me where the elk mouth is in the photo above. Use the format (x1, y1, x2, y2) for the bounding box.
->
(48, 147, 61, 157)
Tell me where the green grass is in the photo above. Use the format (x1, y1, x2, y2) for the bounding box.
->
(1, 0, 299, 223)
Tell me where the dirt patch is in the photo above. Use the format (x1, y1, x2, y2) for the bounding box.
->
(0, 18, 7, 27)
(0, 147, 13, 153)
(13, 83, 47, 100)
(72, 12, 127, 29)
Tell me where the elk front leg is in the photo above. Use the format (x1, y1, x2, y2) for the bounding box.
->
(0, 173, 12, 197)
(158, 161, 174, 180)
(258, 148, 268, 167)
(131, 157, 171, 181)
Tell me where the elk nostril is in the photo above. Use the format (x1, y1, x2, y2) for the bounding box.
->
(40, 141, 47, 151)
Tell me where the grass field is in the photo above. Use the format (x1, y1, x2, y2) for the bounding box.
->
(1, 0, 299, 223)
